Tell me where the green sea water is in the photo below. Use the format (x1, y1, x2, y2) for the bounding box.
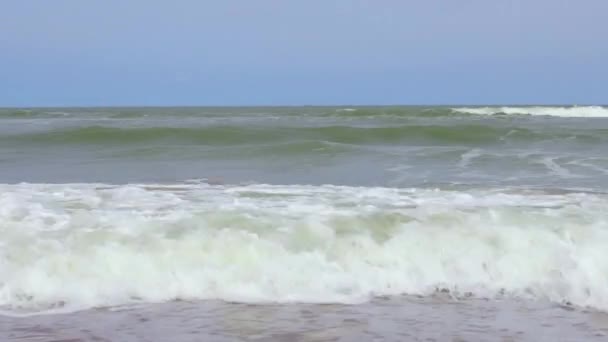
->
(1, 106, 608, 189)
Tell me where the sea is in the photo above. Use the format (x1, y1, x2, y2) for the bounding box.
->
(1, 106, 608, 341)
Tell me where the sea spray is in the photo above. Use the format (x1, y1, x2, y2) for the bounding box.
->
(1, 183, 608, 314)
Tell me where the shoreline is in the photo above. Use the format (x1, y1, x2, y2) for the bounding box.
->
(2, 296, 607, 341)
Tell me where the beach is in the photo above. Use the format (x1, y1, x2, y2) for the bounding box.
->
(1, 106, 608, 340)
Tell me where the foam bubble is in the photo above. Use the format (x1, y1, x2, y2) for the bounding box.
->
(1, 183, 608, 315)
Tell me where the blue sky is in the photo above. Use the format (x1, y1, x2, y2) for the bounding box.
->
(1, 0, 606, 106)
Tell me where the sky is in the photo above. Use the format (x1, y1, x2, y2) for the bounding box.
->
(0, 0, 606, 106)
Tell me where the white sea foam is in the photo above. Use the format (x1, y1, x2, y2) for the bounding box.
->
(1, 183, 608, 315)
(452, 106, 608, 117)
(458, 148, 483, 168)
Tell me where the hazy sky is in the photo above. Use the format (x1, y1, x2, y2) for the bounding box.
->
(1, 0, 606, 106)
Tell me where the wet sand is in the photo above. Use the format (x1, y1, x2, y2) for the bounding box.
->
(2, 296, 608, 341)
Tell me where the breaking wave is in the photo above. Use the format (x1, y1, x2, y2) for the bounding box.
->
(1, 183, 608, 315)
(452, 106, 608, 117)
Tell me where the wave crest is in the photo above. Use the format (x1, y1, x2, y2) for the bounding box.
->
(452, 106, 608, 117)
(5, 124, 596, 147)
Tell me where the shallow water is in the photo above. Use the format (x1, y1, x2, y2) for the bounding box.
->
(3, 297, 608, 341)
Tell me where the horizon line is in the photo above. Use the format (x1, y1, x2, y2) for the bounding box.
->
(1, 103, 604, 109)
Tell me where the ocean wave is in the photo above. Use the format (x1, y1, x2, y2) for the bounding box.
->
(1, 183, 608, 315)
(4, 106, 607, 120)
(104, 140, 358, 159)
(452, 106, 608, 117)
(0, 109, 72, 119)
(0, 107, 454, 120)
(3, 124, 598, 147)
(325, 107, 452, 118)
